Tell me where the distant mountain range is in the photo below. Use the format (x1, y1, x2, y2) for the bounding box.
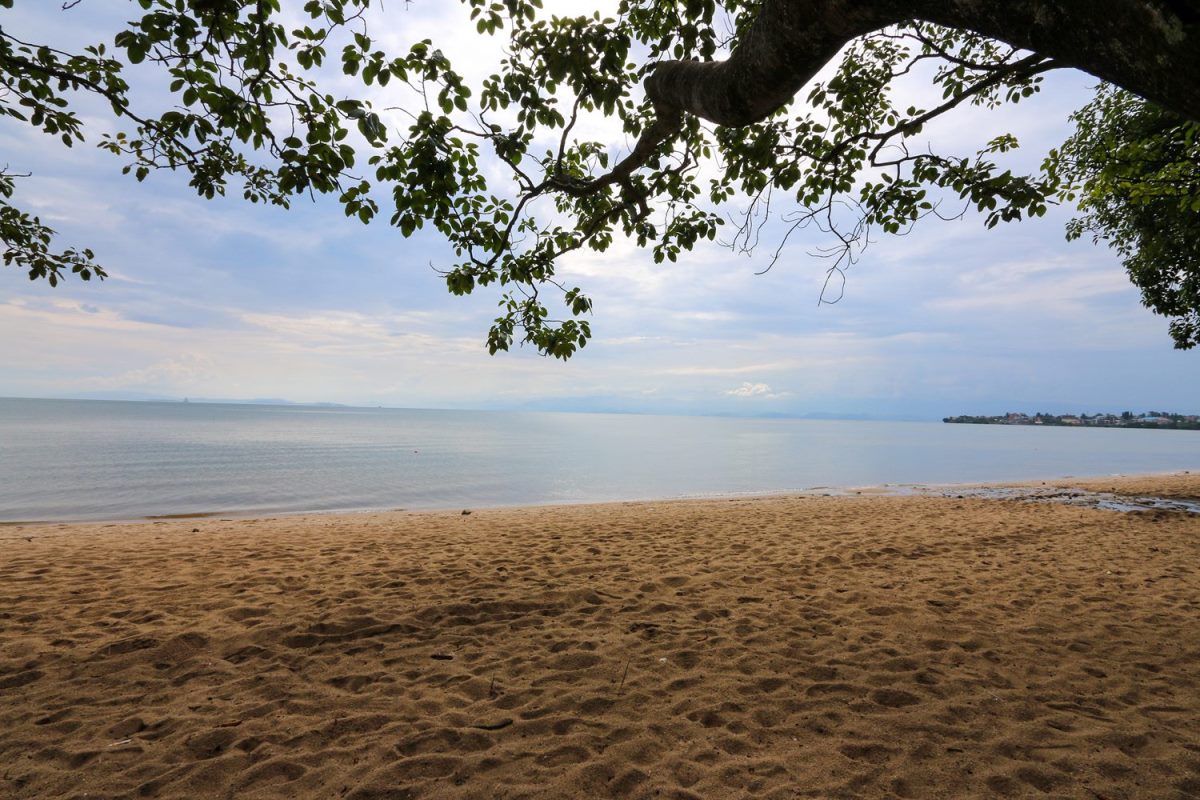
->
(16, 393, 923, 420)
(60, 391, 347, 408)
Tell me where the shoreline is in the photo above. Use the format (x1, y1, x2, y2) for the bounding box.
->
(2, 468, 1195, 530)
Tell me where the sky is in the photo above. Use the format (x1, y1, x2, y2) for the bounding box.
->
(1, 2, 1197, 420)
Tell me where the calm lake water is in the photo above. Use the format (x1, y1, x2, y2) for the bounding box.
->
(0, 397, 1196, 521)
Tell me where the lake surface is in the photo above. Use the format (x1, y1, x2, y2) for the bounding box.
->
(0, 397, 1196, 521)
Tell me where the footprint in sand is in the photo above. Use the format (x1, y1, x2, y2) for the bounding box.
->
(870, 688, 922, 708)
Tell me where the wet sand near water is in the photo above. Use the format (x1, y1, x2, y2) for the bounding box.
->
(2, 481, 1199, 798)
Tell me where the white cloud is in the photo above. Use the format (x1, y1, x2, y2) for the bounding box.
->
(725, 382, 791, 399)
(666, 362, 793, 377)
(89, 354, 218, 392)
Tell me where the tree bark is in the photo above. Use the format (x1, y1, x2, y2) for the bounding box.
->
(645, 0, 1200, 125)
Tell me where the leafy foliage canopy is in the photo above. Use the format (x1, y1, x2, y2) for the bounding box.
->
(1, 0, 1196, 352)
(1053, 87, 1200, 348)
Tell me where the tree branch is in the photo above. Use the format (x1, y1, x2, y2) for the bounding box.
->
(643, 0, 1200, 129)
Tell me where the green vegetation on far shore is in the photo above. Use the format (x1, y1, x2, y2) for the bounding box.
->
(944, 411, 1200, 429)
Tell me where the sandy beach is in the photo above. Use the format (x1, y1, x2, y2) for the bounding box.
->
(2, 478, 1199, 799)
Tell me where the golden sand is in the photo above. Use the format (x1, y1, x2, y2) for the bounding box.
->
(2, 480, 1199, 799)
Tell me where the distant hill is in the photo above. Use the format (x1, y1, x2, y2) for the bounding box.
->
(60, 392, 348, 408)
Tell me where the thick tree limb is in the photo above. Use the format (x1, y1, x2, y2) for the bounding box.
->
(645, 0, 1200, 127)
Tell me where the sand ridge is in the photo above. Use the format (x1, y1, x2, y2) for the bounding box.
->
(2, 488, 1200, 798)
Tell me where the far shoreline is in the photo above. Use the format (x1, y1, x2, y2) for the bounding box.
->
(2, 468, 1194, 530)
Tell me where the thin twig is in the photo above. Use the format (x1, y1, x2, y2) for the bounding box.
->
(617, 656, 631, 695)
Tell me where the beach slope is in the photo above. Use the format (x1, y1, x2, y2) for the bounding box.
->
(2, 486, 1199, 798)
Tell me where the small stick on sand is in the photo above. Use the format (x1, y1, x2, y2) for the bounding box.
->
(617, 656, 631, 695)
(470, 718, 513, 731)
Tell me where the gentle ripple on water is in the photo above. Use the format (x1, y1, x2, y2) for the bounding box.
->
(1, 398, 1197, 521)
